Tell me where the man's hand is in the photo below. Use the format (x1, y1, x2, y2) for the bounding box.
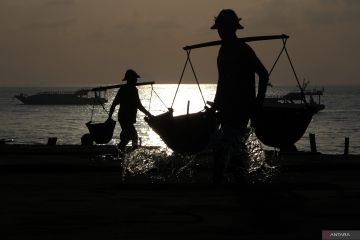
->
(144, 113, 154, 122)
(205, 105, 216, 113)
(145, 112, 154, 119)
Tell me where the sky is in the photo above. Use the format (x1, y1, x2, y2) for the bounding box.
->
(0, 0, 359, 87)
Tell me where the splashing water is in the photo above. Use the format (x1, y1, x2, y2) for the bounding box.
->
(121, 148, 196, 183)
(246, 128, 279, 183)
(120, 128, 279, 184)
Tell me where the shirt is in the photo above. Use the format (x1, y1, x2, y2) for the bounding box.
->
(113, 85, 143, 123)
(214, 39, 265, 126)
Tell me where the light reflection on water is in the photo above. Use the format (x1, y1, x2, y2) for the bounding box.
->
(1, 84, 359, 154)
(2, 84, 359, 181)
(121, 128, 279, 184)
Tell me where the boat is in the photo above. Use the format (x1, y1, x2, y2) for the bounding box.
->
(252, 88, 324, 151)
(145, 110, 218, 154)
(252, 103, 315, 151)
(265, 88, 324, 112)
(15, 89, 107, 105)
(146, 34, 324, 153)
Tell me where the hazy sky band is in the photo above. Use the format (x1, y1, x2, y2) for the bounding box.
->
(0, 0, 359, 86)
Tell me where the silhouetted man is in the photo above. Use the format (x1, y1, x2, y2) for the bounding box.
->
(211, 9, 269, 183)
(109, 69, 153, 151)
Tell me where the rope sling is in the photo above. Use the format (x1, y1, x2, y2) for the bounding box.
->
(86, 91, 116, 144)
(146, 49, 207, 114)
(268, 38, 307, 104)
(171, 49, 207, 109)
(87, 81, 159, 145)
(90, 91, 109, 122)
(248, 37, 314, 150)
(150, 35, 307, 113)
(85, 34, 311, 151)
(146, 34, 313, 153)
(147, 35, 306, 113)
(145, 49, 217, 154)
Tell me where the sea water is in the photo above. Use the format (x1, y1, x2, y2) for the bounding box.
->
(0, 84, 359, 154)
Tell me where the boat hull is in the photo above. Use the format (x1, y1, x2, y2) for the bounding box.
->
(15, 94, 107, 105)
(145, 111, 218, 154)
(253, 105, 315, 150)
(147, 106, 315, 153)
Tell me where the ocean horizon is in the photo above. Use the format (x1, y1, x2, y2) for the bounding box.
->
(1, 84, 359, 154)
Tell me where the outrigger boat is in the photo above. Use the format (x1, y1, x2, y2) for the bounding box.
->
(15, 89, 107, 105)
(146, 34, 323, 153)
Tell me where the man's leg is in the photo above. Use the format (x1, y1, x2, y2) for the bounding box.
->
(222, 122, 249, 184)
(212, 128, 229, 184)
(213, 145, 227, 184)
(128, 124, 139, 149)
(118, 122, 131, 151)
(229, 142, 248, 184)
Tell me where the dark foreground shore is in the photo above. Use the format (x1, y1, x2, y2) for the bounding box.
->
(1, 145, 360, 240)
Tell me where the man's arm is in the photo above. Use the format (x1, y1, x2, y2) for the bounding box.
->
(108, 90, 120, 118)
(212, 55, 225, 111)
(212, 79, 224, 111)
(135, 89, 152, 117)
(138, 103, 152, 117)
(256, 62, 269, 106)
(252, 53, 269, 106)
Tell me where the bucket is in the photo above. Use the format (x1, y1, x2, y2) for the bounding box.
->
(86, 118, 116, 144)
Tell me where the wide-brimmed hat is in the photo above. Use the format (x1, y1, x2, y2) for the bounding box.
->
(211, 9, 244, 30)
(123, 69, 140, 81)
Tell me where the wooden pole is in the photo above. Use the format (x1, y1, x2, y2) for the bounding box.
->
(91, 81, 155, 92)
(183, 34, 289, 50)
(309, 133, 317, 153)
(187, 100, 190, 115)
(344, 137, 349, 155)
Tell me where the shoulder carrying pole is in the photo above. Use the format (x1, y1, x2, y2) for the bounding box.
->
(91, 81, 155, 92)
(183, 34, 289, 50)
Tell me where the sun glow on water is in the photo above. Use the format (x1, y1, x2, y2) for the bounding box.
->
(1, 85, 359, 154)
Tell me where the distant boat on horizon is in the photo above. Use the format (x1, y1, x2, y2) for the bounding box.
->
(14, 89, 107, 105)
(264, 88, 325, 113)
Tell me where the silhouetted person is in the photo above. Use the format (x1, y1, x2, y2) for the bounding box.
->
(108, 69, 153, 151)
(211, 9, 269, 183)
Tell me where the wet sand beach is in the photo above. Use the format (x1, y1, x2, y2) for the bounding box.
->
(1, 145, 360, 239)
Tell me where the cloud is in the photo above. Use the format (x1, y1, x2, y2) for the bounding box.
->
(96, 18, 185, 44)
(247, 0, 360, 31)
(113, 18, 184, 33)
(45, 0, 76, 6)
(21, 18, 77, 31)
(148, 19, 184, 30)
(305, 0, 360, 25)
(1, 0, 359, 86)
